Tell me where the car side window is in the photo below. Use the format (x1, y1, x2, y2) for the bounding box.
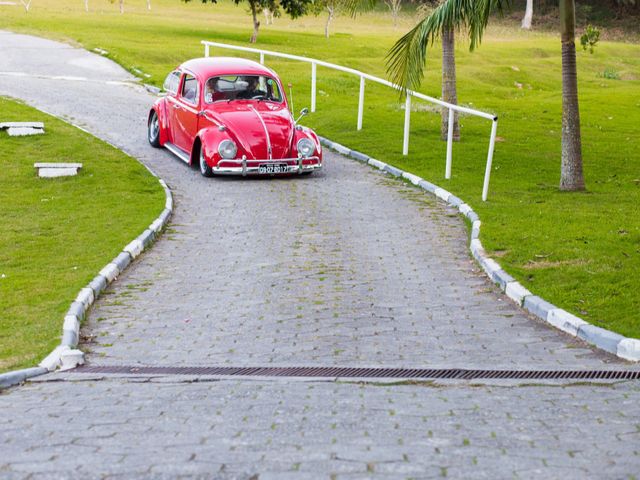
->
(163, 70, 180, 95)
(180, 74, 198, 105)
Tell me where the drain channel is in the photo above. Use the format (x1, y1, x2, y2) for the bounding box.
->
(71, 365, 640, 381)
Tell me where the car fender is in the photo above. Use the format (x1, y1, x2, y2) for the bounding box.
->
(150, 99, 170, 146)
(292, 127, 322, 159)
(195, 126, 235, 167)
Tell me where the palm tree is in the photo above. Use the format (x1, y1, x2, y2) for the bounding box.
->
(386, 0, 509, 141)
(559, 0, 585, 190)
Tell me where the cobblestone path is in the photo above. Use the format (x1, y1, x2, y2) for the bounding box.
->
(1, 31, 639, 478)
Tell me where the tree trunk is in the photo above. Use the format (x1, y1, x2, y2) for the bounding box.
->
(119, 0, 124, 14)
(521, 0, 533, 29)
(559, 0, 585, 190)
(147, 0, 151, 11)
(21, 0, 31, 12)
(325, 6, 334, 39)
(392, 1, 400, 27)
(84, 0, 89, 12)
(441, 27, 460, 141)
(250, 0, 260, 43)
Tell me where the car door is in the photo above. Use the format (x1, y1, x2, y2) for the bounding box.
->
(172, 72, 200, 154)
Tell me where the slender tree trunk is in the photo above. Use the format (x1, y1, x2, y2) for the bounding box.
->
(147, 0, 151, 11)
(441, 27, 460, 141)
(521, 0, 533, 29)
(119, 0, 124, 14)
(249, 0, 260, 43)
(20, 0, 31, 12)
(84, 0, 89, 12)
(325, 6, 334, 39)
(559, 0, 585, 190)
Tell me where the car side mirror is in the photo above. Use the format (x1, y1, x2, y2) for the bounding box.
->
(295, 107, 309, 125)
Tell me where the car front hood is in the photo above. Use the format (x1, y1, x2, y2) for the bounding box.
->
(208, 102, 294, 160)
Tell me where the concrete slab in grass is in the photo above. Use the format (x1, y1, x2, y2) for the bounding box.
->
(577, 325, 625, 355)
(547, 309, 588, 336)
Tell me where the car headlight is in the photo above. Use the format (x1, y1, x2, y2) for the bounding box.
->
(297, 138, 315, 158)
(218, 139, 237, 159)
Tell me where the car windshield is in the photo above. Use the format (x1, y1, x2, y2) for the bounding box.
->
(204, 75, 283, 104)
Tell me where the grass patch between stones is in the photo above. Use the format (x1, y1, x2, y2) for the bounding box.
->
(0, 97, 164, 373)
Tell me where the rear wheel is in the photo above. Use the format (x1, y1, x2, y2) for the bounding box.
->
(148, 111, 161, 148)
(199, 147, 214, 178)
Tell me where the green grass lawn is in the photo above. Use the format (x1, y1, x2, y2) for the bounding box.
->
(1, 0, 639, 339)
(0, 98, 164, 373)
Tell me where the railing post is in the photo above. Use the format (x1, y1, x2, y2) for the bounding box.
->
(260, 52, 264, 65)
(445, 108, 454, 179)
(204, 44, 210, 57)
(403, 94, 411, 155)
(482, 118, 499, 201)
(357, 76, 365, 131)
(311, 62, 317, 113)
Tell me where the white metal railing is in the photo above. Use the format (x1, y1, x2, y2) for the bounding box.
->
(202, 40, 499, 201)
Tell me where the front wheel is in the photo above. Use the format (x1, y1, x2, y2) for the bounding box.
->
(199, 147, 214, 178)
(148, 111, 161, 148)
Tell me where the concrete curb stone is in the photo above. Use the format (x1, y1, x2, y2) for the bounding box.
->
(113, 251, 132, 271)
(401, 172, 422, 186)
(492, 270, 515, 291)
(88, 275, 108, 297)
(577, 325, 625, 355)
(523, 296, 556, 321)
(349, 150, 369, 163)
(383, 164, 403, 177)
(547, 309, 588, 337)
(368, 158, 387, 170)
(321, 138, 640, 362)
(0, 367, 49, 389)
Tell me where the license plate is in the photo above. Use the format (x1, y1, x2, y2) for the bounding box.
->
(258, 163, 288, 174)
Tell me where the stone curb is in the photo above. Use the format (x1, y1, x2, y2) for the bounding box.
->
(0, 117, 174, 390)
(319, 136, 640, 362)
(37, 176, 173, 374)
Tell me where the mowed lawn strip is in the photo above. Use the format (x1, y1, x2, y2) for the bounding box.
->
(0, 98, 164, 373)
(2, 0, 639, 338)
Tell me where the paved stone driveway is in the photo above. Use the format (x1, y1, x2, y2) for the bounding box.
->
(1, 31, 639, 478)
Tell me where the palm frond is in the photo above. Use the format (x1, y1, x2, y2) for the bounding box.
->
(386, 0, 511, 91)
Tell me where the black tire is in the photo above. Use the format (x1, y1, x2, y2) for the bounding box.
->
(199, 146, 214, 178)
(148, 110, 161, 148)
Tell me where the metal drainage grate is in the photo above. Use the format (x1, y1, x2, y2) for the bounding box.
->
(71, 365, 640, 381)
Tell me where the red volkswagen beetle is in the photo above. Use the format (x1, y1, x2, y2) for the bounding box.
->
(148, 57, 322, 177)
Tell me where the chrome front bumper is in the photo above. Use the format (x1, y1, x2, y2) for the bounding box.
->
(212, 156, 322, 176)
